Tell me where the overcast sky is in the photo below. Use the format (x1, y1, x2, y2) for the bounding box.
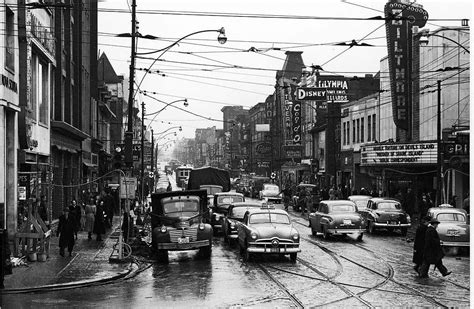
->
(98, 0, 471, 140)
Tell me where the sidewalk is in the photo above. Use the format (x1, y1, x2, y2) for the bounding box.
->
(1, 217, 134, 293)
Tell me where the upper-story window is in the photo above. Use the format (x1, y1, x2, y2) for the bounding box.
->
(352, 120, 356, 143)
(361, 118, 364, 143)
(368, 115, 372, 141)
(356, 119, 360, 143)
(5, 6, 14, 71)
(342, 122, 346, 145)
(372, 114, 376, 142)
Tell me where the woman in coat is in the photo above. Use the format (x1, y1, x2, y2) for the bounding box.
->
(418, 218, 451, 278)
(85, 197, 96, 240)
(93, 200, 106, 241)
(57, 207, 76, 257)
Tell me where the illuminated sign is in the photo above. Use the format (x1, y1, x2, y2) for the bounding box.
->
(296, 87, 327, 101)
(283, 85, 302, 146)
(360, 142, 437, 166)
(384, 0, 428, 130)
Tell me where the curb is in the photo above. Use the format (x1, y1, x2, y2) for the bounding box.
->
(0, 262, 137, 294)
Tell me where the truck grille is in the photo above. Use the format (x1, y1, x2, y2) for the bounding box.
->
(169, 228, 198, 242)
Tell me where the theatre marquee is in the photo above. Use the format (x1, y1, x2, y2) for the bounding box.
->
(361, 142, 437, 166)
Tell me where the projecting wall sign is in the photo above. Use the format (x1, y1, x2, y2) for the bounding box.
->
(360, 142, 437, 166)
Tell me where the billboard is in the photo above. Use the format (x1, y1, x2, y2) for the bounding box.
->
(384, 0, 428, 130)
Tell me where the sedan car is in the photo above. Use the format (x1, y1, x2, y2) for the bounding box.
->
(309, 200, 365, 241)
(222, 201, 263, 245)
(237, 206, 300, 262)
(211, 192, 245, 233)
(364, 197, 411, 236)
(259, 183, 282, 204)
(348, 195, 372, 212)
(427, 204, 469, 254)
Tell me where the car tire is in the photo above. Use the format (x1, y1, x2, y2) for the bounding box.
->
(199, 245, 212, 259)
(290, 253, 297, 263)
(156, 249, 169, 263)
(368, 221, 376, 234)
(322, 226, 330, 240)
(356, 233, 363, 241)
(242, 241, 252, 262)
(401, 228, 408, 236)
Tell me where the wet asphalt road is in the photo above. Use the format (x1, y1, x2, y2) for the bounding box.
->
(1, 201, 470, 308)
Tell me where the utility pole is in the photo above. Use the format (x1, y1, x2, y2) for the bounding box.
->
(124, 0, 136, 166)
(436, 80, 443, 206)
(141, 101, 145, 205)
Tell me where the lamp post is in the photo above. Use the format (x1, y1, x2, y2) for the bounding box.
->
(154, 126, 183, 137)
(145, 98, 188, 131)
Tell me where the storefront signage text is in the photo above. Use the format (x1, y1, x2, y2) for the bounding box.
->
(1, 74, 17, 92)
(361, 142, 437, 166)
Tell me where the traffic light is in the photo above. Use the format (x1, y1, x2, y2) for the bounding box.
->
(113, 145, 125, 170)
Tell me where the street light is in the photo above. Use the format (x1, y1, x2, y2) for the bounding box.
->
(155, 126, 183, 136)
(144, 98, 188, 131)
(419, 30, 470, 54)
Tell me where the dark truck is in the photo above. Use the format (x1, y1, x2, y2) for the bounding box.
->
(187, 166, 231, 192)
(151, 189, 213, 262)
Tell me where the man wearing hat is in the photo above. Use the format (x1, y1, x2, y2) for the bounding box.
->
(412, 215, 430, 274)
(418, 217, 452, 278)
(56, 207, 77, 257)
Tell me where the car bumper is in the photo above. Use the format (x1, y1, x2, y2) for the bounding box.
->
(157, 240, 210, 250)
(374, 222, 411, 228)
(328, 228, 364, 235)
(247, 243, 300, 254)
(441, 240, 470, 247)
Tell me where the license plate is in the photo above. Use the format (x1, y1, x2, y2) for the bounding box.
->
(389, 221, 398, 225)
(343, 219, 352, 225)
(178, 237, 189, 244)
(270, 247, 280, 253)
(447, 229, 459, 236)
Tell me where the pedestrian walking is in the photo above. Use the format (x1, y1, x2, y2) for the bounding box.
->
(56, 207, 76, 257)
(419, 194, 430, 218)
(418, 218, 452, 278)
(103, 189, 115, 228)
(462, 193, 469, 214)
(412, 215, 430, 274)
(85, 197, 96, 240)
(69, 200, 81, 240)
(93, 200, 106, 241)
(281, 184, 292, 211)
(80, 202, 86, 231)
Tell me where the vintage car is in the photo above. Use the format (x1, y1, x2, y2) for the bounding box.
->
(348, 195, 372, 213)
(151, 189, 213, 262)
(363, 197, 411, 236)
(427, 204, 469, 254)
(211, 192, 245, 233)
(292, 183, 320, 212)
(222, 201, 263, 245)
(259, 183, 282, 204)
(237, 206, 300, 262)
(309, 200, 365, 241)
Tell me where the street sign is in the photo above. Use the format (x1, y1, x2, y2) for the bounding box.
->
(120, 177, 137, 199)
(296, 87, 327, 101)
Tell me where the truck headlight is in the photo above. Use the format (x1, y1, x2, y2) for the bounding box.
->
(230, 223, 236, 230)
(251, 232, 258, 240)
(406, 214, 411, 224)
(199, 223, 205, 230)
(160, 226, 167, 233)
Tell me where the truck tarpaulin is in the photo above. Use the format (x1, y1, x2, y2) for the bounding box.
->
(187, 167, 231, 192)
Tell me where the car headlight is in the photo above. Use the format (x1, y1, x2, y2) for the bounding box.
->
(250, 232, 258, 240)
(230, 222, 236, 230)
(160, 226, 167, 233)
(199, 223, 205, 230)
(292, 233, 299, 240)
(406, 214, 411, 223)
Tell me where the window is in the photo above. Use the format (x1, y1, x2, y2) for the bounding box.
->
(368, 115, 372, 141)
(346, 121, 350, 146)
(356, 119, 360, 143)
(5, 6, 14, 71)
(30, 54, 37, 120)
(372, 114, 376, 141)
(39, 61, 49, 125)
(361, 118, 364, 143)
(342, 122, 346, 145)
(352, 120, 356, 143)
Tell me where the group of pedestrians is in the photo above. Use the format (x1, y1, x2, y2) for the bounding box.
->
(412, 216, 452, 278)
(56, 189, 116, 257)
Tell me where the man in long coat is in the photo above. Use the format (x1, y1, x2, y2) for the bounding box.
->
(93, 200, 106, 241)
(412, 216, 429, 274)
(418, 218, 452, 278)
(57, 207, 76, 257)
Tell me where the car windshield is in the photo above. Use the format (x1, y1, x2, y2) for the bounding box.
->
(263, 185, 279, 192)
(249, 213, 290, 224)
(230, 207, 255, 219)
(436, 213, 466, 222)
(330, 204, 356, 212)
(163, 200, 199, 217)
(218, 196, 244, 204)
(353, 200, 369, 209)
(377, 202, 401, 210)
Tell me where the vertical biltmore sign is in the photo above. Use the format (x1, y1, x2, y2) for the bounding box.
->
(384, 0, 428, 130)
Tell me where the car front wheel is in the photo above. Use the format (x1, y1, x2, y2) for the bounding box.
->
(199, 245, 212, 258)
(290, 253, 297, 263)
(156, 249, 169, 263)
(356, 233, 363, 241)
(368, 221, 376, 234)
(322, 226, 330, 240)
(401, 228, 408, 236)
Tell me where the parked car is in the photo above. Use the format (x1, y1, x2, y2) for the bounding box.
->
(309, 200, 365, 241)
(222, 201, 263, 245)
(292, 183, 320, 212)
(211, 192, 245, 233)
(237, 205, 300, 262)
(348, 195, 372, 212)
(363, 197, 411, 236)
(259, 183, 282, 204)
(150, 189, 213, 263)
(427, 204, 469, 254)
